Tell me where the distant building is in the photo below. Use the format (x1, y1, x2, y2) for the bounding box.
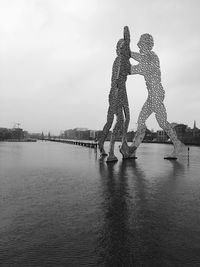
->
(95, 130, 121, 141)
(143, 129, 154, 141)
(174, 124, 187, 142)
(23, 131, 29, 139)
(193, 120, 198, 137)
(64, 129, 75, 139)
(154, 122, 200, 144)
(28, 132, 42, 139)
(77, 130, 90, 140)
(0, 128, 11, 140)
(126, 131, 135, 142)
(89, 130, 96, 140)
(156, 130, 168, 142)
(11, 128, 24, 140)
(94, 130, 103, 141)
(170, 121, 200, 144)
(0, 127, 24, 140)
(64, 128, 91, 140)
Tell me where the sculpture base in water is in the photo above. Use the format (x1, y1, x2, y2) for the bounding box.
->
(98, 143, 108, 157)
(119, 141, 137, 159)
(99, 154, 108, 161)
(164, 142, 186, 160)
(164, 156, 177, 160)
(122, 155, 137, 160)
(106, 155, 118, 163)
(100, 152, 108, 157)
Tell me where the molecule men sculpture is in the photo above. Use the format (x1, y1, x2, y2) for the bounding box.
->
(98, 26, 131, 162)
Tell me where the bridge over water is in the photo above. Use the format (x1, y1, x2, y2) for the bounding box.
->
(44, 138, 98, 149)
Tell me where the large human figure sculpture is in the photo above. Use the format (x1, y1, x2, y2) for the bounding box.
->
(98, 26, 131, 162)
(120, 33, 185, 159)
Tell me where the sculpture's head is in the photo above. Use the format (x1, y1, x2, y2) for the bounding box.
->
(116, 38, 125, 55)
(137, 34, 154, 53)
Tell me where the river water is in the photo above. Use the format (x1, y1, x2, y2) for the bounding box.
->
(0, 141, 200, 267)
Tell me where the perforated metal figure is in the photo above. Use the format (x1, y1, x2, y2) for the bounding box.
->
(98, 26, 131, 162)
(121, 33, 185, 159)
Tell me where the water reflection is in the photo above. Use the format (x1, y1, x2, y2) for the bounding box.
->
(97, 159, 186, 266)
(129, 160, 185, 266)
(88, 146, 98, 161)
(98, 161, 133, 266)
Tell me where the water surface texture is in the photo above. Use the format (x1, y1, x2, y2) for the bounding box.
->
(0, 141, 200, 266)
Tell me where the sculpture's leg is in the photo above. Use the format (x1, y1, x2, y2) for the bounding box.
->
(98, 107, 114, 156)
(129, 100, 152, 156)
(120, 100, 137, 159)
(122, 96, 130, 144)
(106, 110, 123, 162)
(106, 133, 118, 162)
(155, 101, 185, 159)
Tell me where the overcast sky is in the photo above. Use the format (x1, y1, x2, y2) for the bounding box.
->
(0, 0, 200, 134)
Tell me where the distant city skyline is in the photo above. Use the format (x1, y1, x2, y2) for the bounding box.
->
(30, 120, 199, 136)
(1, 0, 200, 135)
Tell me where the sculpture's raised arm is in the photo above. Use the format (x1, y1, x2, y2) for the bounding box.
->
(123, 26, 130, 44)
(123, 26, 131, 59)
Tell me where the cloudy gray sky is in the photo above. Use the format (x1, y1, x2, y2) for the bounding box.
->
(0, 0, 200, 134)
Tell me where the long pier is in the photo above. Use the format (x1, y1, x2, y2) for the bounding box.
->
(44, 138, 98, 149)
